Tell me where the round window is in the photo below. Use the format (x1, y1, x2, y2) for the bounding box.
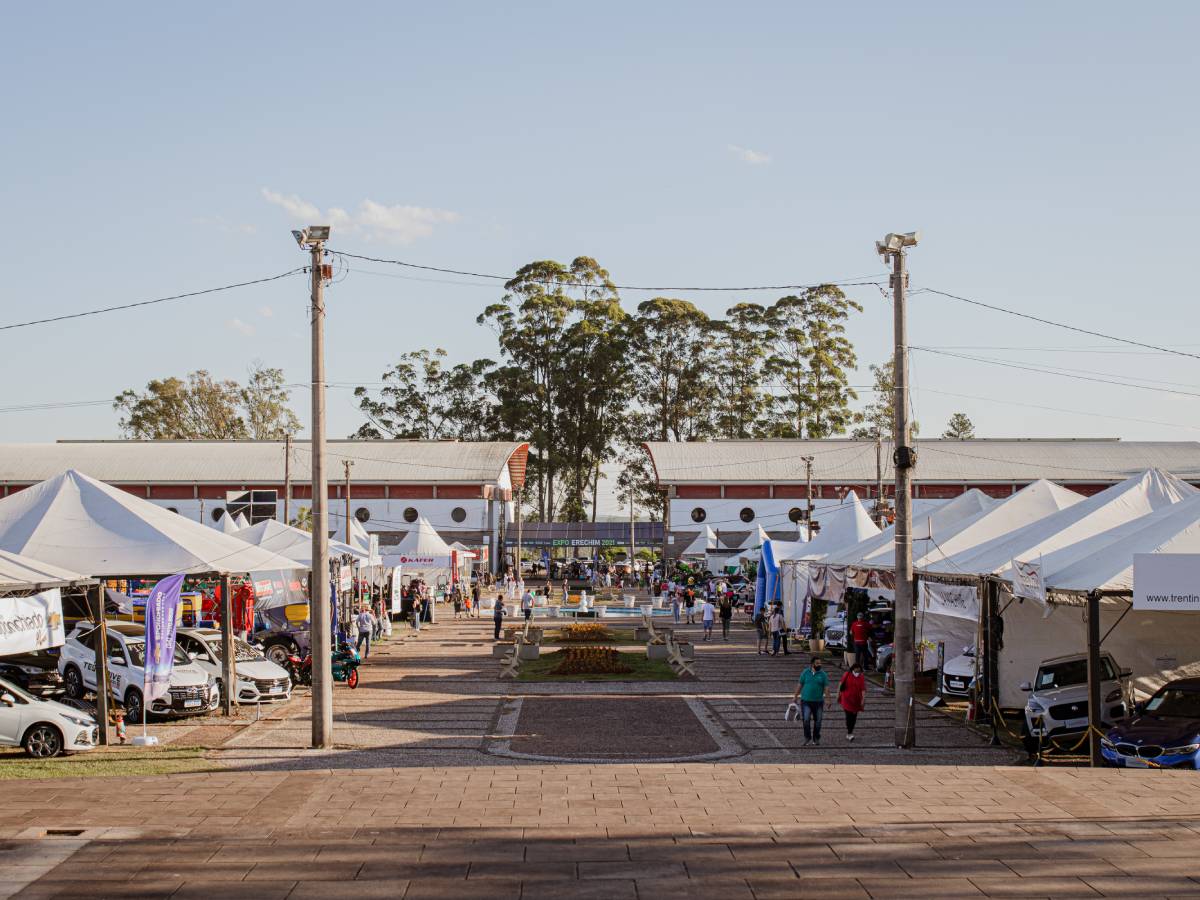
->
(451, 507, 467, 524)
(739, 507, 755, 523)
(690, 507, 707, 523)
(788, 507, 805, 523)
(211, 508, 225, 523)
(403, 507, 418, 523)
(354, 507, 370, 523)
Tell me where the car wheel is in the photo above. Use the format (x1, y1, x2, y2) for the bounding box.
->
(63, 666, 84, 700)
(23, 723, 64, 759)
(125, 687, 145, 725)
(264, 641, 293, 668)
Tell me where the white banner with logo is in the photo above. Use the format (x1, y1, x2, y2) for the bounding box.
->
(1133, 553, 1200, 611)
(0, 589, 65, 654)
(919, 582, 979, 621)
(1011, 558, 1046, 603)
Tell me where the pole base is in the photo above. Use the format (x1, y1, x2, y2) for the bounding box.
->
(130, 735, 159, 747)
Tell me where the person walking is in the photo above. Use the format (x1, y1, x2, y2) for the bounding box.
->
(355, 606, 376, 658)
(671, 589, 681, 624)
(769, 605, 786, 656)
(684, 589, 696, 624)
(411, 595, 422, 633)
(472, 582, 482, 618)
(850, 612, 871, 670)
(793, 656, 830, 746)
(452, 587, 463, 620)
(837, 662, 867, 742)
(520, 586, 534, 623)
(701, 597, 716, 641)
(755, 610, 769, 655)
(493, 593, 507, 640)
(718, 593, 733, 641)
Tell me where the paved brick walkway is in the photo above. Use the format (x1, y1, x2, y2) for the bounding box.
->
(3, 616, 1199, 898)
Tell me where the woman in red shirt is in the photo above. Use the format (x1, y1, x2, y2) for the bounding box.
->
(837, 663, 867, 742)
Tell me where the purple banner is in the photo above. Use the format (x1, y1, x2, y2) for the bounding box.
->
(144, 573, 186, 703)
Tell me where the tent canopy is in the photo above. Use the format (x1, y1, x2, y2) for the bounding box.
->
(934, 469, 1196, 579)
(0, 548, 93, 593)
(232, 518, 365, 568)
(0, 470, 303, 577)
(679, 526, 718, 558)
(795, 491, 879, 561)
(380, 517, 462, 571)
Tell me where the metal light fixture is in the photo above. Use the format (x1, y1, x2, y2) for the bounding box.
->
(293, 225, 332, 247)
(876, 231, 920, 259)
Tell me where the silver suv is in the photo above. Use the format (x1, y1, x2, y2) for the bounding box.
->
(1020, 652, 1133, 752)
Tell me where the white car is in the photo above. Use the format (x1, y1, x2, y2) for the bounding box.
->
(0, 675, 98, 758)
(176, 628, 292, 704)
(58, 621, 219, 723)
(1020, 651, 1133, 753)
(941, 646, 977, 697)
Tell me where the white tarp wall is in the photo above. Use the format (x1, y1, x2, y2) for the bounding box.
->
(0, 588, 65, 654)
(917, 582, 979, 672)
(997, 595, 1200, 708)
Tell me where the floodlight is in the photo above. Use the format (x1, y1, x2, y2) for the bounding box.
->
(306, 225, 332, 241)
(292, 229, 306, 247)
(876, 231, 920, 257)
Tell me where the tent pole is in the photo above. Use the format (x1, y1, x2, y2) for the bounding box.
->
(92, 584, 110, 745)
(220, 573, 234, 716)
(1086, 590, 1104, 767)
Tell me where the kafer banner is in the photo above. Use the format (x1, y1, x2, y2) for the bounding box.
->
(920, 582, 979, 621)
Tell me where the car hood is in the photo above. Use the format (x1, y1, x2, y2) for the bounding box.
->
(943, 655, 975, 677)
(168, 664, 210, 687)
(1028, 684, 1090, 706)
(1108, 716, 1200, 746)
(235, 659, 290, 680)
(35, 696, 96, 723)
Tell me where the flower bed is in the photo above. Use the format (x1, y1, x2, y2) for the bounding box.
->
(554, 623, 615, 642)
(548, 646, 633, 676)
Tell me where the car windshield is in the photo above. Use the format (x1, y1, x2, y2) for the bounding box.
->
(204, 639, 262, 663)
(1036, 658, 1116, 690)
(124, 641, 189, 668)
(1144, 687, 1200, 719)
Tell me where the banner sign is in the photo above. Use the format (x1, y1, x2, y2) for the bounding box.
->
(0, 589, 64, 654)
(1011, 558, 1046, 603)
(1133, 553, 1200, 611)
(389, 567, 403, 615)
(920, 582, 979, 621)
(144, 573, 185, 703)
(250, 570, 306, 612)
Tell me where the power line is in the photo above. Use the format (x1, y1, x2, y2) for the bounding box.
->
(0, 268, 309, 333)
(922, 287, 1200, 362)
(329, 249, 886, 293)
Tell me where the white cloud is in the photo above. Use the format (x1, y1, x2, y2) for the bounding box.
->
(261, 189, 459, 244)
(728, 144, 772, 165)
(258, 306, 274, 318)
(227, 317, 255, 337)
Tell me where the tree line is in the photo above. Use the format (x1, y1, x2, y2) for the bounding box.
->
(114, 255, 975, 520)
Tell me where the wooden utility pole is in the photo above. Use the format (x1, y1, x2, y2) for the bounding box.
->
(219, 573, 235, 715)
(283, 433, 291, 525)
(305, 225, 333, 749)
(1086, 591, 1104, 766)
(92, 585, 110, 745)
(875, 435, 885, 528)
(199, 498, 205, 525)
(802, 455, 815, 539)
(343, 459, 353, 547)
(877, 230, 920, 749)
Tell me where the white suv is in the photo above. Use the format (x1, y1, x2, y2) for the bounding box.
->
(58, 621, 219, 723)
(0, 675, 98, 758)
(1020, 652, 1133, 753)
(176, 628, 292, 704)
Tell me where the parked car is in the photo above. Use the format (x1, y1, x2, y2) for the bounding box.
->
(1102, 678, 1200, 769)
(57, 621, 219, 723)
(875, 642, 894, 674)
(253, 605, 312, 668)
(1020, 652, 1133, 753)
(0, 674, 98, 758)
(941, 646, 977, 697)
(824, 612, 848, 651)
(176, 628, 292, 704)
(0, 651, 65, 698)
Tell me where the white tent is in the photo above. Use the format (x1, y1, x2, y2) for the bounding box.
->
(232, 519, 366, 568)
(933, 469, 1197, 580)
(0, 470, 303, 576)
(233, 512, 250, 530)
(380, 517, 462, 576)
(449, 541, 479, 559)
(217, 512, 241, 535)
(0, 548, 90, 593)
(679, 526, 718, 558)
(738, 524, 771, 550)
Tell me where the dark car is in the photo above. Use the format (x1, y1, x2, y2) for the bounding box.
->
(1102, 678, 1200, 769)
(0, 651, 65, 698)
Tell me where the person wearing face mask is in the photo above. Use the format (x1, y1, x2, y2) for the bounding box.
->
(837, 662, 867, 742)
(792, 656, 830, 746)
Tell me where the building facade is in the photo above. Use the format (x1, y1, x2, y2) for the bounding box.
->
(0, 440, 529, 568)
(643, 439, 1200, 555)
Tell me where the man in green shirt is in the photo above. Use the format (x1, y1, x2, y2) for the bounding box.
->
(793, 657, 830, 746)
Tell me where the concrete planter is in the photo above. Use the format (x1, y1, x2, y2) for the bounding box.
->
(517, 643, 541, 661)
(492, 643, 515, 658)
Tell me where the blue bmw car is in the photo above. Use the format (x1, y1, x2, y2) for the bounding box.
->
(1102, 678, 1200, 769)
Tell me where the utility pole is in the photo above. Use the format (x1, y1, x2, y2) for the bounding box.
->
(199, 498, 205, 525)
(876, 230, 920, 749)
(629, 492, 636, 571)
(875, 435, 885, 528)
(283, 434, 291, 525)
(297, 224, 333, 749)
(801, 455, 815, 539)
(343, 458, 354, 615)
(516, 486, 523, 579)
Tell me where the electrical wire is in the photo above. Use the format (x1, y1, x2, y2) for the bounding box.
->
(922, 287, 1200, 362)
(328, 249, 886, 293)
(0, 268, 309, 332)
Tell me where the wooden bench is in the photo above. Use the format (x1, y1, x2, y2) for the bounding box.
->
(665, 638, 697, 678)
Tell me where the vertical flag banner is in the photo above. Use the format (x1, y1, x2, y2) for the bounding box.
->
(1010, 559, 1046, 604)
(144, 573, 186, 703)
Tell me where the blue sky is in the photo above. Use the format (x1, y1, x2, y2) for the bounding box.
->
(3, 2, 1199, 511)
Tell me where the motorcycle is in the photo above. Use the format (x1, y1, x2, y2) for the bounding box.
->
(285, 641, 360, 690)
